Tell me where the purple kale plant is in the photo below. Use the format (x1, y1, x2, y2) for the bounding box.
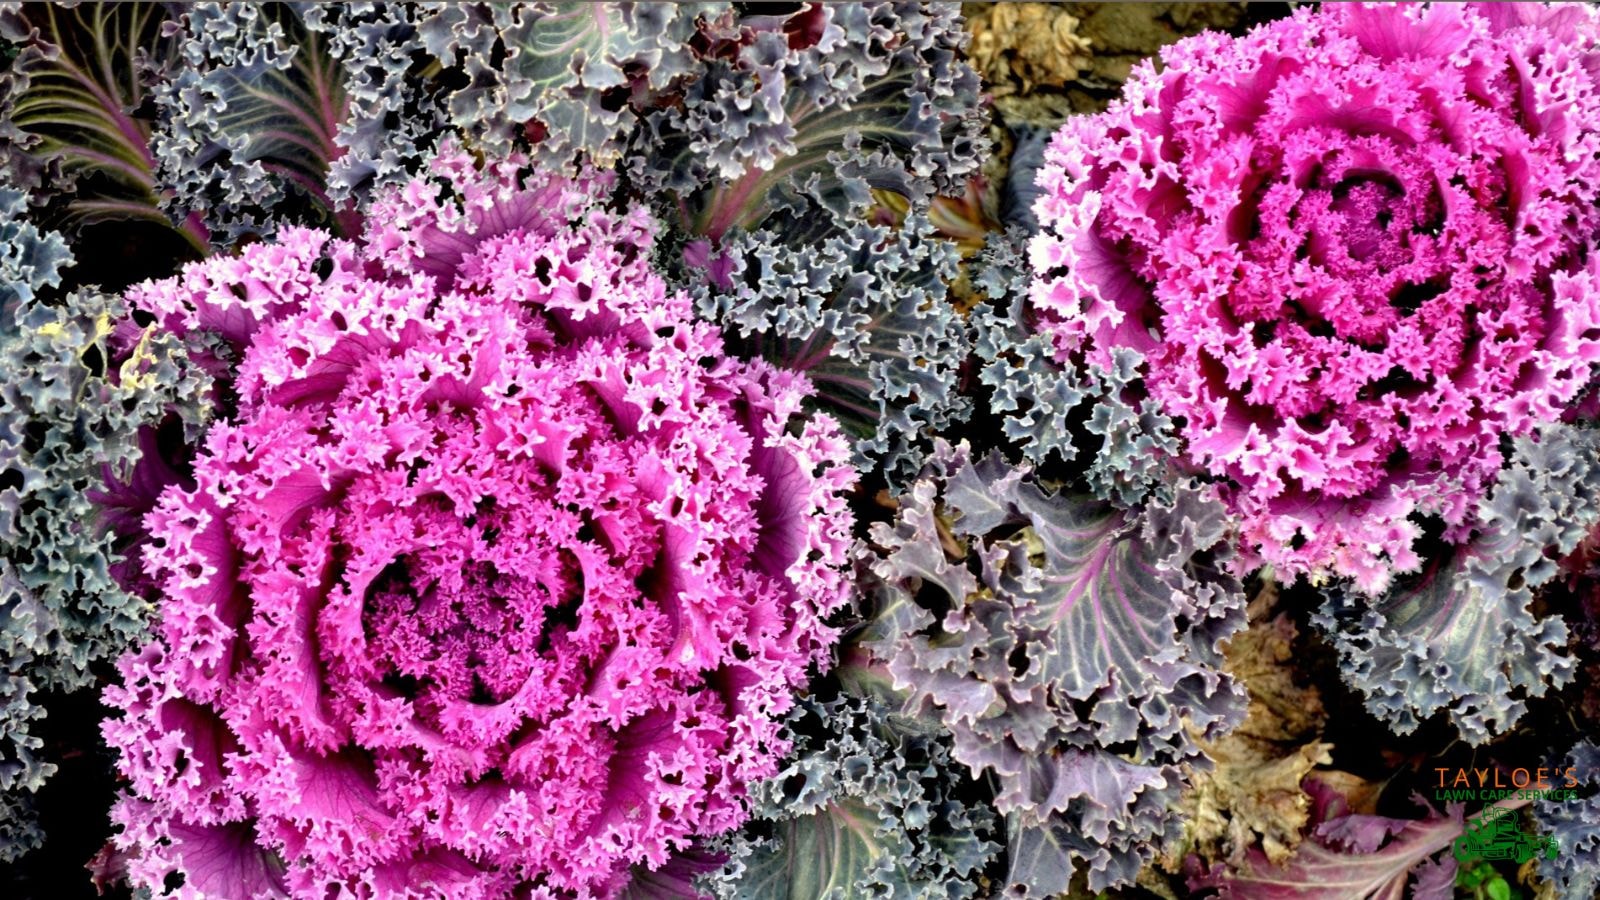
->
(99, 144, 856, 898)
(1029, 2, 1600, 592)
(1028, 0, 1600, 744)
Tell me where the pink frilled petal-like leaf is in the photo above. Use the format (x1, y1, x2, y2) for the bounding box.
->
(103, 139, 855, 899)
(1029, 1, 1600, 593)
(109, 803, 288, 900)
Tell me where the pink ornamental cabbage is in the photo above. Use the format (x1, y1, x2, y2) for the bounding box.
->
(101, 147, 856, 899)
(1030, 2, 1600, 591)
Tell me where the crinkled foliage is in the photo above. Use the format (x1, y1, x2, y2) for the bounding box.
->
(634, 2, 985, 227)
(37, 1, 992, 485)
(702, 692, 999, 900)
(300, 2, 448, 204)
(859, 440, 1247, 892)
(692, 204, 973, 486)
(668, 2, 987, 484)
(102, 145, 856, 898)
(0, 183, 73, 857)
(1533, 741, 1600, 899)
(1029, 2, 1600, 592)
(153, 2, 352, 246)
(1313, 423, 1597, 743)
(290, 2, 705, 205)
(297, 3, 986, 222)
(416, 3, 704, 167)
(0, 287, 211, 862)
(0, 184, 71, 315)
(0, 0, 205, 249)
(971, 227, 1182, 507)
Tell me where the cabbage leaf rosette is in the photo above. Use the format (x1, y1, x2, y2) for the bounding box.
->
(1029, 2, 1600, 591)
(99, 147, 856, 899)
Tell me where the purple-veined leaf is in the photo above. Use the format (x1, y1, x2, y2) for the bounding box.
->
(706, 210, 972, 481)
(416, 2, 703, 163)
(1199, 785, 1518, 900)
(638, 3, 983, 239)
(665, 4, 985, 484)
(860, 441, 1246, 890)
(0, 1, 204, 249)
(729, 796, 915, 900)
(155, 1, 352, 245)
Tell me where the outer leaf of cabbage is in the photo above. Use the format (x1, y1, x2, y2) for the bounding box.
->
(155, 2, 352, 245)
(0, 1, 203, 248)
(860, 441, 1247, 891)
(703, 693, 999, 900)
(1314, 425, 1597, 743)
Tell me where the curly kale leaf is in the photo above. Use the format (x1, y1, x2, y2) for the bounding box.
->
(1314, 424, 1598, 744)
(0, 185, 71, 317)
(693, 204, 972, 485)
(637, 2, 984, 225)
(860, 441, 1247, 892)
(702, 692, 999, 900)
(0, 290, 211, 861)
(970, 227, 1182, 507)
(297, 2, 447, 203)
(0, 1, 203, 249)
(417, 2, 704, 164)
(1533, 741, 1600, 899)
(666, 3, 986, 485)
(154, 1, 352, 246)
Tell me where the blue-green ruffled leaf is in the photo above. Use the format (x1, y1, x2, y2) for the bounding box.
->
(860, 440, 1247, 891)
(1533, 742, 1600, 899)
(695, 208, 972, 484)
(0, 290, 213, 861)
(1314, 424, 1597, 744)
(155, 1, 351, 245)
(0, 184, 72, 316)
(416, 2, 704, 163)
(704, 693, 998, 900)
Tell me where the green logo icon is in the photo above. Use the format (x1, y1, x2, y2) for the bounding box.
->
(1453, 807, 1560, 864)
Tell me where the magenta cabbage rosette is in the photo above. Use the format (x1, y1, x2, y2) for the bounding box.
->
(1029, 2, 1600, 591)
(99, 147, 856, 898)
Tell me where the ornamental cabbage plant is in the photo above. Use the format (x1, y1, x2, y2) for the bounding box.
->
(1029, 2, 1600, 592)
(100, 145, 856, 898)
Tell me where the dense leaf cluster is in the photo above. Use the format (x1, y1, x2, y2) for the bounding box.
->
(4, 2, 1600, 898)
